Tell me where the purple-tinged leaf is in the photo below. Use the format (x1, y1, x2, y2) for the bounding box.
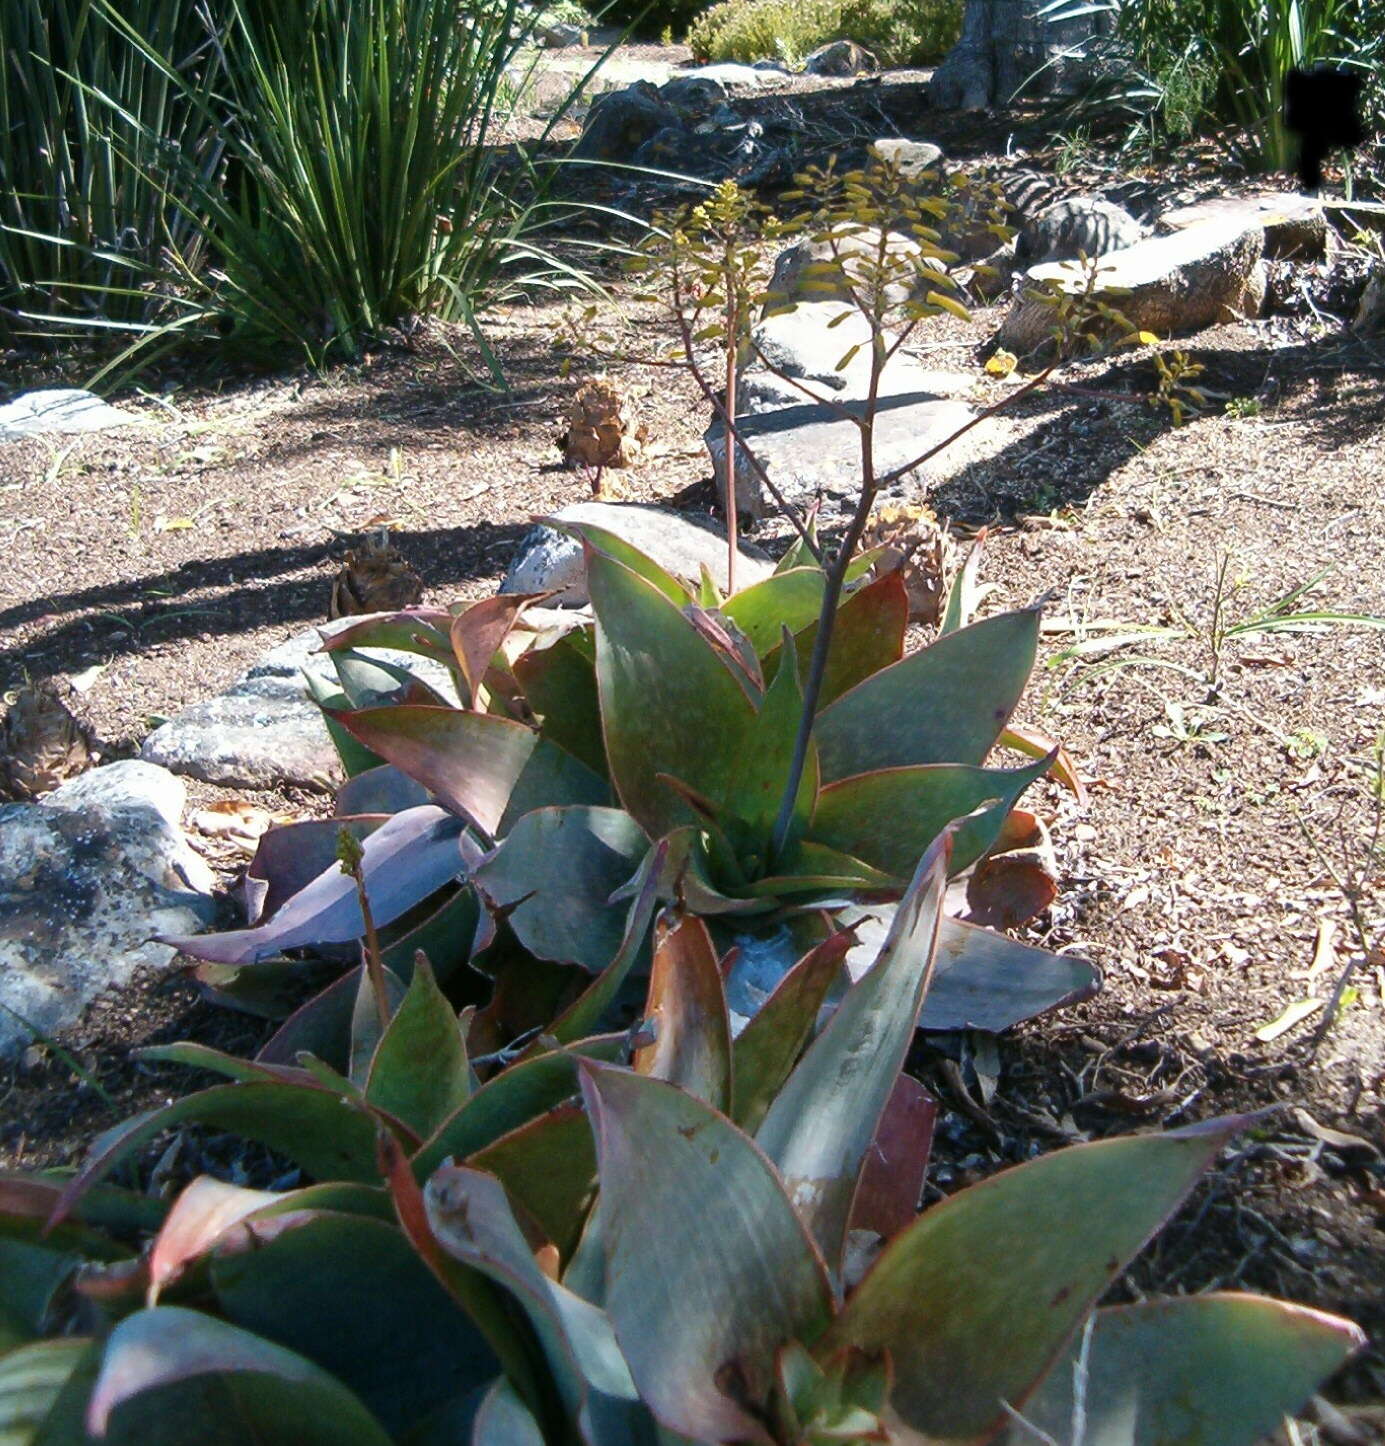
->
(580, 1063, 832, 1443)
(243, 817, 386, 926)
(451, 594, 547, 707)
(755, 832, 950, 1273)
(471, 1378, 545, 1444)
(846, 1076, 936, 1240)
(87, 1307, 392, 1444)
(257, 967, 368, 1070)
(633, 916, 731, 1112)
(815, 609, 1039, 779)
(474, 807, 648, 974)
(335, 765, 430, 818)
(999, 722, 1086, 804)
(1007, 1294, 1365, 1446)
(823, 1116, 1254, 1441)
(148, 1177, 283, 1302)
(171, 806, 482, 966)
(327, 707, 537, 836)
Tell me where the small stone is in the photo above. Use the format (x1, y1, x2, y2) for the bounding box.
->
(43, 759, 189, 832)
(500, 501, 774, 605)
(658, 73, 728, 114)
(1016, 197, 1145, 266)
(537, 19, 583, 46)
(870, 137, 944, 179)
(573, 82, 675, 162)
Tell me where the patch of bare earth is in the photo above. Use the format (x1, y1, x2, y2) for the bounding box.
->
(1, 65, 1383, 1415)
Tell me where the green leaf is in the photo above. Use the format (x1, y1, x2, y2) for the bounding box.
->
(499, 738, 612, 831)
(319, 612, 457, 668)
(473, 807, 649, 974)
(815, 610, 1039, 779)
(513, 631, 606, 779)
(731, 931, 853, 1134)
(941, 532, 989, 635)
(580, 1064, 832, 1443)
(806, 756, 1052, 882)
(755, 834, 949, 1271)
(549, 842, 664, 1046)
(366, 956, 471, 1139)
(326, 706, 538, 836)
(211, 1214, 497, 1435)
(88, 1308, 393, 1446)
(633, 916, 732, 1112)
(0, 1337, 95, 1443)
(412, 1038, 625, 1182)
(552, 520, 691, 607)
(1009, 1294, 1365, 1446)
(588, 545, 759, 839)
(721, 569, 827, 657)
(52, 1084, 386, 1226)
(824, 1116, 1252, 1440)
(724, 639, 818, 870)
(426, 1163, 636, 1421)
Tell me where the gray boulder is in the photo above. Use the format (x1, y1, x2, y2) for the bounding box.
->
(573, 82, 675, 162)
(804, 40, 877, 76)
(707, 394, 979, 519)
(1155, 192, 1328, 260)
(0, 389, 138, 441)
(870, 138, 944, 179)
(999, 217, 1266, 352)
(141, 623, 457, 791)
(500, 501, 774, 604)
(0, 761, 214, 1061)
(1015, 196, 1145, 266)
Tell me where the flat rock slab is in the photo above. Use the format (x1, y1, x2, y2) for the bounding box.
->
(707, 394, 979, 519)
(0, 762, 214, 1062)
(999, 218, 1265, 352)
(1155, 192, 1327, 258)
(0, 389, 138, 440)
(501, 500, 774, 603)
(141, 622, 457, 791)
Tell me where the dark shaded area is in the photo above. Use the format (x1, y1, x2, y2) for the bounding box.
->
(1286, 65, 1368, 193)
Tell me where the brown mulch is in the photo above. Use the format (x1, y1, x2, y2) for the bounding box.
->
(2, 58, 1384, 1416)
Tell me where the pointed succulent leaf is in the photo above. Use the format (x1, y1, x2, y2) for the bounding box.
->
(731, 931, 853, 1133)
(307, 672, 387, 777)
(550, 841, 665, 1046)
(171, 806, 481, 965)
(1008, 1294, 1365, 1446)
(580, 1063, 832, 1443)
(755, 834, 949, 1271)
(474, 807, 649, 974)
(513, 630, 606, 779)
(498, 739, 611, 830)
(999, 723, 1087, 803)
(471, 1377, 546, 1444)
(737, 842, 897, 898)
(426, 1164, 637, 1421)
(335, 765, 430, 818)
(823, 1116, 1253, 1441)
(588, 545, 759, 839)
(148, 1178, 285, 1302)
(465, 1105, 597, 1259)
(325, 707, 538, 836)
(721, 569, 827, 657)
(807, 755, 1053, 882)
(257, 966, 371, 1071)
(847, 1076, 936, 1240)
(243, 816, 385, 927)
(366, 957, 471, 1138)
(88, 1308, 392, 1445)
(318, 611, 456, 666)
(411, 1038, 625, 1181)
(331, 651, 452, 710)
(137, 1042, 312, 1086)
(940, 533, 989, 636)
(552, 520, 692, 606)
(0, 1338, 95, 1442)
(210, 1213, 498, 1435)
(634, 916, 732, 1111)
(450, 594, 544, 707)
(814, 610, 1039, 779)
(51, 1083, 385, 1227)
(349, 965, 409, 1089)
(378, 886, 479, 984)
(867, 915, 1101, 1033)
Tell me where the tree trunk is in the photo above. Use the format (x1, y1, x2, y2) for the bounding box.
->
(928, 0, 1113, 110)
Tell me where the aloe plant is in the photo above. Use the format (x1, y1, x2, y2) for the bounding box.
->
(171, 524, 1096, 1047)
(0, 838, 1360, 1443)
